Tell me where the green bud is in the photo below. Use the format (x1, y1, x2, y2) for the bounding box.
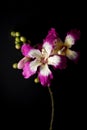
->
(34, 78, 39, 83)
(12, 63, 18, 69)
(20, 36, 26, 43)
(15, 41, 18, 44)
(15, 32, 21, 37)
(11, 31, 16, 37)
(15, 37, 20, 42)
(15, 43, 21, 49)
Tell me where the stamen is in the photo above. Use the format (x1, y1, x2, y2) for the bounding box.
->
(58, 46, 67, 55)
(42, 48, 47, 55)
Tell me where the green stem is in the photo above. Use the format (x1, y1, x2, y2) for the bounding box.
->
(48, 87, 54, 130)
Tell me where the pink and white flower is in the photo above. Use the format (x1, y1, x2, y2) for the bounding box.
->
(55, 29, 80, 61)
(18, 41, 63, 87)
(12, 28, 80, 87)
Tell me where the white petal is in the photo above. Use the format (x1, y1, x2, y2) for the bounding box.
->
(39, 64, 51, 76)
(66, 49, 78, 60)
(29, 59, 41, 72)
(38, 64, 53, 86)
(42, 42, 52, 56)
(28, 49, 41, 59)
(48, 55, 61, 68)
(65, 34, 75, 48)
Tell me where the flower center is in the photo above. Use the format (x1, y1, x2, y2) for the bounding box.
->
(58, 45, 67, 55)
(61, 45, 67, 51)
(41, 57, 48, 64)
(41, 48, 48, 64)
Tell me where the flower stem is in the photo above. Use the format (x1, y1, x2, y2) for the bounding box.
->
(48, 87, 54, 130)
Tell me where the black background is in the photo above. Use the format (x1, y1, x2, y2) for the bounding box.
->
(0, 1, 85, 130)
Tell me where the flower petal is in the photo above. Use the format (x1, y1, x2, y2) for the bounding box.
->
(65, 29, 80, 48)
(67, 29, 80, 40)
(48, 55, 61, 68)
(42, 42, 53, 56)
(21, 44, 32, 56)
(22, 59, 41, 79)
(66, 49, 78, 60)
(17, 57, 30, 69)
(28, 49, 41, 59)
(43, 28, 58, 45)
(38, 64, 53, 87)
(22, 62, 31, 79)
(65, 34, 75, 48)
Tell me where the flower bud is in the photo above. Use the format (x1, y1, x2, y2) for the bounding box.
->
(11, 31, 16, 37)
(12, 63, 18, 69)
(15, 37, 20, 42)
(20, 36, 26, 42)
(34, 77, 39, 83)
(15, 43, 21, 49)
(15, 32, 21, 37)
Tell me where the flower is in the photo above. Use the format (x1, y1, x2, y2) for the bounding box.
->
(18, 41, 64, 87)
(17, 28, 67, 86)
(11, 28, 80, 130)
(16, 28, 80, 86)
(53, 29, 80, 61)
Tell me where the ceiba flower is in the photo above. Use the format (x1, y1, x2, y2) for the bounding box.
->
(17, 28, 67, 86)
(53, 29, 80, 61)
(18, 42, 64, 86)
